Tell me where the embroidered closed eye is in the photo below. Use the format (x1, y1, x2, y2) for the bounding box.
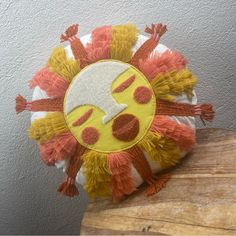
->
(112, 75, 136, 93)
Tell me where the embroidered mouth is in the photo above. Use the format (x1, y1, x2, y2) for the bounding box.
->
(112, 114, 140, 142)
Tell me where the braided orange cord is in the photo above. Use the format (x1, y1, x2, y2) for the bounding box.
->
(156, 100, 215, 121)
(130, 23, 167, 68)
(15, 95, 63, 113)
(61, 24, 88, 68)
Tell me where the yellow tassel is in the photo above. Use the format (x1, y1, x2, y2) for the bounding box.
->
(47, 47, 80, 82)
(82, 150, 111, 198)
(28, 112, 68, 143)
(110, 24, 138, 62)
(151, 69, 197, 101)
(138, 131, 181, 168)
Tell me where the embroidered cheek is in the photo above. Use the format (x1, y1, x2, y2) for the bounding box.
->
(134, 86, 152, 104)
(81, 127, 99, 145)
(112, 114, 139, 142)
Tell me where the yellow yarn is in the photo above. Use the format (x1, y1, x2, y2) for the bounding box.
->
(151, 69, 197, 101)
(110, 24, 138, 62)
(28, 112, 68, 143)
(47, 47, 80, 82)
(82, 150, 112, 198)
(138, 131, 181, 168)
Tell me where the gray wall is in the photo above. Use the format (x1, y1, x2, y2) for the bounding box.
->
(0, 0, 236, 234)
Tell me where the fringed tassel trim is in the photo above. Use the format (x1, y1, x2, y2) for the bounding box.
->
(151, 69, 197, 101)
(58, 145, 86, 197)
(138, 131, 181, 168)
(156, 100, 215, 122)
(139, 50, 187, 82)
(86, 25, 112, 63)
(28, 112, 68, 143)
(61, 24, 88, 68)
(108, 152, 136, 200)
(47, 47, 80, 82)
(110, 24, 138, 62)
(15, 95, 63, 114)
(151, 115, 196, 151)
(83, 151, 112, 198)
(40, 132, 78, 165)
(130, 23, 167, 68)
(29, 67, 69, 97)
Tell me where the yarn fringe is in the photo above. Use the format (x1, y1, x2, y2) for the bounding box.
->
(40, 132, 78, 165)
(86, 25, 112, 63)
(47, 47, 80, 82)
(29, 67, 69, 97)
(138, 131, 181, 168)
(145, 173, 171, 196)
(82, 150, 111, 198)
(151, 115, 195, 151)
(151, 69, 197, 101)
(111, 24, 138, 62)
(60, 24, 88, 68)
(57, 177, 79, 197)
(28, 112, 68, 143)
(131, 23, 167, 67)
(108, 152, 136, 200)
(139, 50, 187, 82)
(156, 100, 215, 122)
(58, 145, 86, 197)
(15, 95, 63, 113)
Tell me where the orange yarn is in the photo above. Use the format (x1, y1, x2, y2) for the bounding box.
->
(108, 152, 136, 199)
(29, 67, 69, 97)
(151, 115, 195, 151)
(130, 23, 167, 68)
(156, 100, 215, 122)
(139, 51, 187, 82)
(57, 145, 86, 197)
(86, 26, 112, 63)
(40, 132, 78, 165)
(61, 24, 88, 68)
(15, 95, 63, 113)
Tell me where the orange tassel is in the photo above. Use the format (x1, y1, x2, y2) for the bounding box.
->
(15, 95, 27, 114)
(145, 173, 171, 197)
(61, 24, 88, 68)
(130, 23, 167, 68)
(57, 177, 79, 197)
(57, 145, 86, 197)
(15, 95, 63, 114)
(157, 100, 215, 122)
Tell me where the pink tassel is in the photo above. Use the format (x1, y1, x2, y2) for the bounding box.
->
(15, 95, 29, 114)
(40, 132, 77, 165)
(29, 67, 69, 97)
(151, 115, 195, 151)
(139, 50, 187, 82)
(108, 152, 136, 200)
(86, 26, 112, 63)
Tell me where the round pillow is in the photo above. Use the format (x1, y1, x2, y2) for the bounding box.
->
(16, 23, 214, 199)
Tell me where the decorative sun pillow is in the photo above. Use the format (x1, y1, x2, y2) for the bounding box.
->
(16, 23, 214, 200)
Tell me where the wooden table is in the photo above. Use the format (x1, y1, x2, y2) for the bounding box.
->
(80, 128, 236, 235)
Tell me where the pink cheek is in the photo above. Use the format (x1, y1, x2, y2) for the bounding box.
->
(133, 86, 152, 104)
(81, 127, 99, 145)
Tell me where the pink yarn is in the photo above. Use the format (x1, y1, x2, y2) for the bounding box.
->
(150, 115, 195, 151)
(29, 67, 69, 97)
(40, 132, 77, 165)
(108, 152, 136, 199)
(86, 26, 112, 63)
(139, 50, 187, 82)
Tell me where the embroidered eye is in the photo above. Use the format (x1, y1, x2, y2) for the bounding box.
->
(133, 86, 152, 104)
(112, 75, 136, 93)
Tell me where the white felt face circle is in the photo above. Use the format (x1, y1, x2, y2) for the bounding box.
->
(64, 60, 156, 152)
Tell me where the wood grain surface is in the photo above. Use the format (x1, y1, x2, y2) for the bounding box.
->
(80, 128, 236, 235)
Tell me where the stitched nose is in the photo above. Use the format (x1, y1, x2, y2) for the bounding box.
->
(112, 114, 139, 142)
